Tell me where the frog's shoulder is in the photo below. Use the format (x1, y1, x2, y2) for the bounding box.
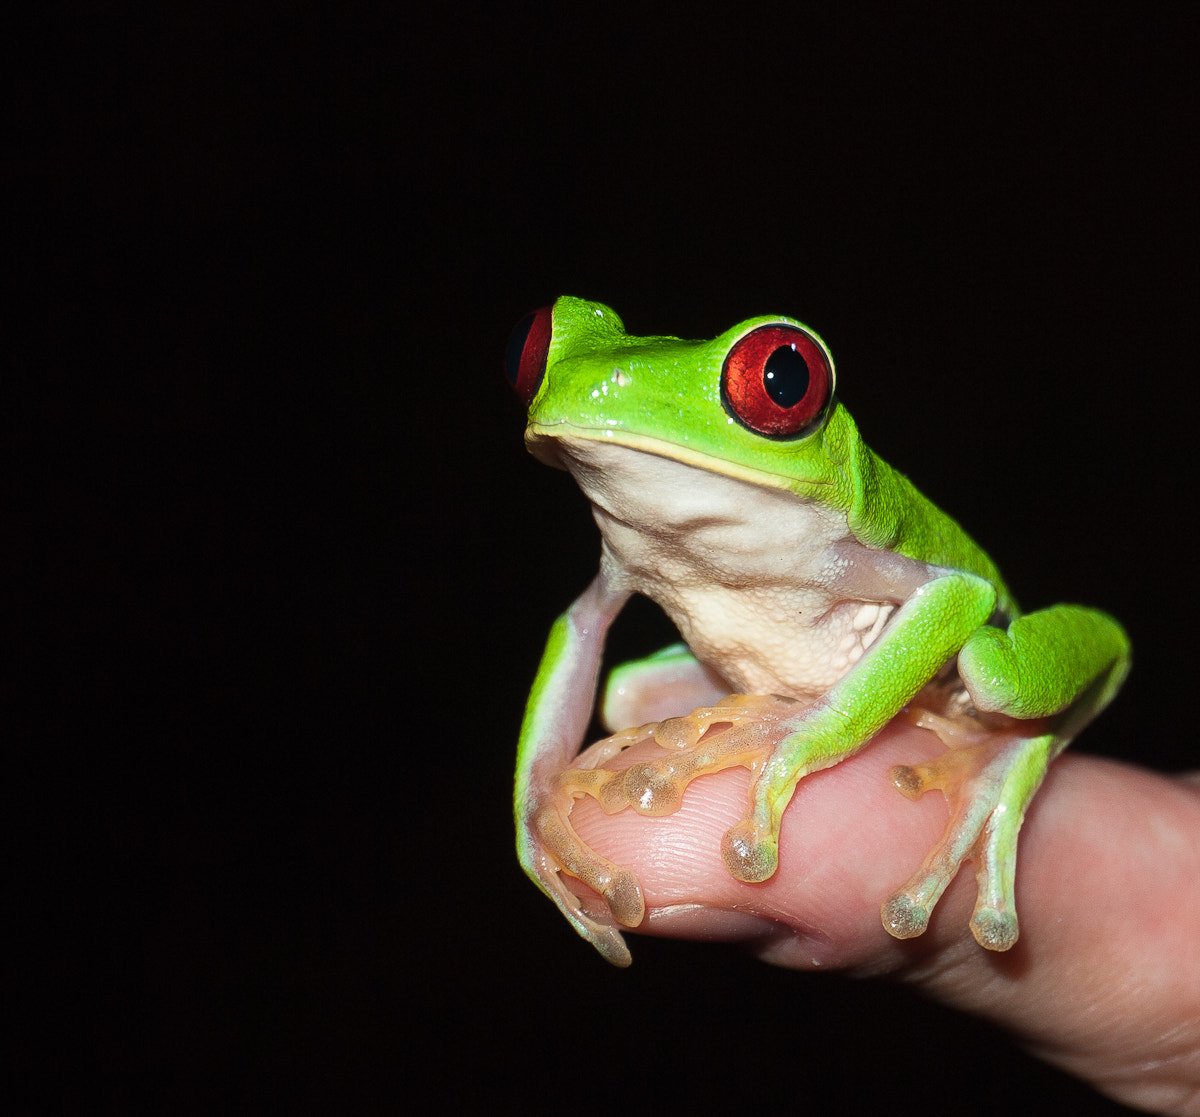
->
(822, 407, 1016, 611)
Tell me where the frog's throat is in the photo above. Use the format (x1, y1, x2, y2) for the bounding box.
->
(525, 423, 837, 497)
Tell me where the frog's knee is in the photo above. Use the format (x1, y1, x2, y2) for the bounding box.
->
(957, 627, 1020, 712)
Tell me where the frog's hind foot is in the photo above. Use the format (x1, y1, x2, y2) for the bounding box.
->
(881, 715, 1055, 951)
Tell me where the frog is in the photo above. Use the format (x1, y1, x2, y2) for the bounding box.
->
(506, 296, 1129, 967)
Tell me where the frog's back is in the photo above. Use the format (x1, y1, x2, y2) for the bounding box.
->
(845, 431, 1017, 618)
(802, 404, 1013, 616)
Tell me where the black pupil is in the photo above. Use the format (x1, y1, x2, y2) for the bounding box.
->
(763, 344, 810, 409)
(505, 312, 535, 387)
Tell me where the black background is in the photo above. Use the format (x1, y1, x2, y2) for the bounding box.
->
(13, 6, 1195, 1113)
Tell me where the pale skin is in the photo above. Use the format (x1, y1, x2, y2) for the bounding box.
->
(561, 721, 1200, 1115)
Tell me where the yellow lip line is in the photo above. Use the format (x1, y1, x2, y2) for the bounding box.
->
(526, 421, 834, 492)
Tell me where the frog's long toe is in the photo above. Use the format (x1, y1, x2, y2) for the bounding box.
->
(531, 723, 663, 930)
(882, 729, 1054, 950)
(533, 794, 646, 928)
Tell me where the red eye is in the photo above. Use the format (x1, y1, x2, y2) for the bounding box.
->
(505, 306, 553, 407)
(721, 324, 834, 439)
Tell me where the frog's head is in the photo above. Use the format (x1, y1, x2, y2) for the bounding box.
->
(506, 296, 858, 498)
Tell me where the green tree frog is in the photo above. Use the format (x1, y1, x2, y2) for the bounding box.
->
(506, 296, 1129, 967)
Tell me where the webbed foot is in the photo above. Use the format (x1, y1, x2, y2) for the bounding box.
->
(882, 710, 1055, 950)
(532, 694, 807, 940)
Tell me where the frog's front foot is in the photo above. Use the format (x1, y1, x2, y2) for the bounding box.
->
(881, 712, 1056, 951)
(532, 694, 805, 940)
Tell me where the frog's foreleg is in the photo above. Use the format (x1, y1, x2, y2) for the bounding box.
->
(514, 570, 633, 965)
(720, 570, 1000, 883)
(882, 605, 1130, 950)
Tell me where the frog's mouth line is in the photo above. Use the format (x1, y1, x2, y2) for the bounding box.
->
(526, 421, 837, 496)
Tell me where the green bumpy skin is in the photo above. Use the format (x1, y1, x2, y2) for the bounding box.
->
(511, 297, 1129, 966)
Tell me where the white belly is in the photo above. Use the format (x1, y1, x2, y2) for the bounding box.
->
(559, 439, 899, 699)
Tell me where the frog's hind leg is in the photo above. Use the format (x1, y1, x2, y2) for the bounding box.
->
(883, 604, 1130, 950)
